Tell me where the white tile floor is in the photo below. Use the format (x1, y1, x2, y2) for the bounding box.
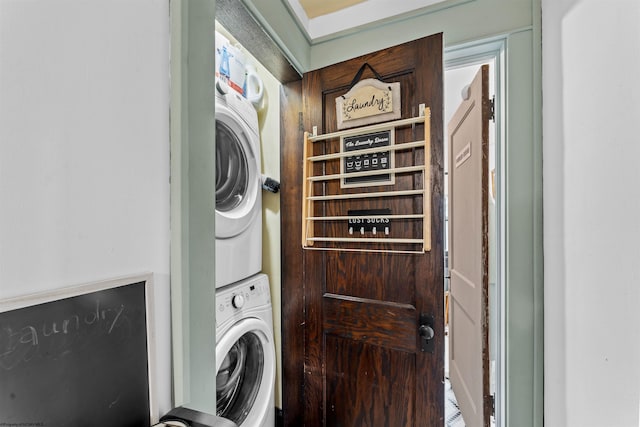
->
(444, 327, 496, 427)
(445, 377, 466, 427)
(444, 327, 466, 426)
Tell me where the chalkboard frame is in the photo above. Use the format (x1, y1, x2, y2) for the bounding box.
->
(0, 273, 158, 426)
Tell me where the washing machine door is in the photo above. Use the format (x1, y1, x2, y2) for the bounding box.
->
(216, 318, 275, 426)
(215, 105, 260, 239)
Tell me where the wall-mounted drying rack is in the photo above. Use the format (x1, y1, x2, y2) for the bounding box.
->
(302, 106, 431, 254)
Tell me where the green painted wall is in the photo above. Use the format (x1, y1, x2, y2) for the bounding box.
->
(240, 0, 310, 72)
(170, 0, 218, 414)
(308, 0, 534, 70)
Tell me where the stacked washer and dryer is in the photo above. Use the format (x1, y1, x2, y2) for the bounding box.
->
(214, 78, 275, 427)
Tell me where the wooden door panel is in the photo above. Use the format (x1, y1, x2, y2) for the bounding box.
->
(325, 252, 416, 303)
(326, 336, 415, 427)
(283, 33, 444, 427)
(324, 293, 417, 352)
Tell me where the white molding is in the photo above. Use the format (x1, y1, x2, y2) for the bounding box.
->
(284, 0, 474, 43)
(445, 36, 507, 427)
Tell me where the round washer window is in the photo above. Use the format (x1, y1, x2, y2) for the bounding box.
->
(216, 331, 265, 424)
(216, 120, 249, 212)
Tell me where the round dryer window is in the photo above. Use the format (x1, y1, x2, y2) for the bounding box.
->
(216, 318, 275, 426)
(214, 111, 260, 239)
(216, 120, 249, 212)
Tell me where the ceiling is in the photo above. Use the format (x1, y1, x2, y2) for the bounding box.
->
(297, 0, 367, 19)
(285, 0, 450, 42)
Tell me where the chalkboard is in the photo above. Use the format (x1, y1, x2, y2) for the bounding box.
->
(0, 275, 155, 427)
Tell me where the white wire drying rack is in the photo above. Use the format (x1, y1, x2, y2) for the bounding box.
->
(302, 107, 431, 254)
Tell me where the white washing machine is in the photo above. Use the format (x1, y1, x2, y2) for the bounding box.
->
(215, 274, 275, 427)
(215, 80, 262, 289)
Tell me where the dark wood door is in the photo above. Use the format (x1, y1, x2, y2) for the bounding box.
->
(280, 33, 444, 427)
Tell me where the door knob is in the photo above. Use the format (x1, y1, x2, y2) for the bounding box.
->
(418, 313, 435, 353)
(419, 324, 435, 341)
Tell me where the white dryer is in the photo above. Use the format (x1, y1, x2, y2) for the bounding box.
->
(215, 80, 262, 289)
(216, 274, 275, 427)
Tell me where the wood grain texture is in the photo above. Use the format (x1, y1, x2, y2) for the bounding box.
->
(281, 35, 444, 427)
(279, 80, 305, 426)
(323, 293, 417, 353)
(282, 33, 444, 427)
(412, 33, 445, 426)
(325, 335, 415, 427)
(480, 64, 492, 427)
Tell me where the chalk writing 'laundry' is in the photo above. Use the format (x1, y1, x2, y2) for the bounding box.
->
(0, 300, 125, 370)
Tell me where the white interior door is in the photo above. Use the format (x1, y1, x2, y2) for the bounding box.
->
(447, 64, 491, 427)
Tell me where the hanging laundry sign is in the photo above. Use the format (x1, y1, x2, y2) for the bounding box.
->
(337, 78, 401, 130)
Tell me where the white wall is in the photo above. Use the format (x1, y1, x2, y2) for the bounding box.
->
(0, 0, 172, 418)
(543, 1, 640, 426)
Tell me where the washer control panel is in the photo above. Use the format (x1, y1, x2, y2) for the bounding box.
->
(216, 275, 271, 326)
(231, 293, 245, 309)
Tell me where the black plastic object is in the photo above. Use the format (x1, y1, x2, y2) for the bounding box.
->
(160, 407, 218, 427)
(347, 62, 387, 91)
(262, 175, 280, 193)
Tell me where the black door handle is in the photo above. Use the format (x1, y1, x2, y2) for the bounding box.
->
(419, 324, 435, 341)
(418, 313, 435, 353)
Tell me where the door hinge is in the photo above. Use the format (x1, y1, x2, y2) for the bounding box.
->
(298, 112, 304, 131)
(488, 394, 496, 416)
(489, 96, 495, 123)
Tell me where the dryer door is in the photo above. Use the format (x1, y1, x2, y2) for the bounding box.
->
(216, 318, 275, 426)
(215, 106, 260, 239)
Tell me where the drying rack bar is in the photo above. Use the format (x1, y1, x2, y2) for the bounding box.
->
(307, 214, 424, 221)
(307, 189, 423, 201)
(307, 115, 425, 142)
(303, 247, 425, 255)
(307, 165, 425, 182)
(307, 140, 424, 162)
(306, 237, 424, 244)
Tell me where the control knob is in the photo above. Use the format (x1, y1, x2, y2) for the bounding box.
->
(232, 293, 245, 309)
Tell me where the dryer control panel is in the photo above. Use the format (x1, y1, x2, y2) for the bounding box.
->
(216, 274, 271, 326)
